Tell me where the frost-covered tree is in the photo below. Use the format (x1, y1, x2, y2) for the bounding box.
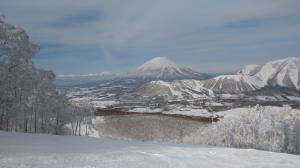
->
(185, 105, 300, 154)
(70, 100, 95, 136)
(0, 14, 94, 135)
(0, 14, 39, 132)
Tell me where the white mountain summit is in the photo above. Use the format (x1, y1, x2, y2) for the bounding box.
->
(128, 57, 210, 80)
(137, 57, 182, 72)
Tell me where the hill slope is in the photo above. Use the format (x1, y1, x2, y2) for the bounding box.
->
(1, 131, 299, 168)
(254, 57, 300, 89)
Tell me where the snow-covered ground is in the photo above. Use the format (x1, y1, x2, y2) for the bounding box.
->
(126, 105, 300, 118)
(125, 106, 217, 118)
(165, 108, 212, 117)
(0, 131, 300, 168)
(92, 100, 119, 108)
(128, 107, 163, 113)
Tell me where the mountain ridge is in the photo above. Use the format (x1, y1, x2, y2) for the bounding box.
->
(135, 57, 300, 98)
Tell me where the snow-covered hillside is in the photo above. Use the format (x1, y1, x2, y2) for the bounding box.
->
(1, 131, 300, 168)
(235, 57, 300, 89)
(135, 80, 212, 99)
(127, 57, 210, 80)
(236, 64, 262, 76)
(133, 76, 258, 100)
(201, 57, 300, 92)
(202, 74, 264, 93)
(254, 57, 300, 89)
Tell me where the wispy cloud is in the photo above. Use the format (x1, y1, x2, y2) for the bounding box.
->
(1, 0, 300, 74)
(47, 10, 105, 28)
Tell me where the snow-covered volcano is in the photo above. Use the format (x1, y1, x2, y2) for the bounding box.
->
(128, 57, 210, 80)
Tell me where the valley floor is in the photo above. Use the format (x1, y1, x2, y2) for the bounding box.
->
(0, 131, 300, 168)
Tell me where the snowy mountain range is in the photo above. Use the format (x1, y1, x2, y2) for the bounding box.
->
(207, 57, 300, 92)
(56, 57, 210, 86)
(64, 57, 300, 113)
(134, 57, 300, 98)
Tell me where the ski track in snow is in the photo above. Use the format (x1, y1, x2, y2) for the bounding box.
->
(0, 131, 300, 168)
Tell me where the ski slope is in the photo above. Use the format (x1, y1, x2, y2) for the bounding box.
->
(0, 131, 299, 168)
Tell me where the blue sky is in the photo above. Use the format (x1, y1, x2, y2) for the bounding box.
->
(1, 0, 300, 75)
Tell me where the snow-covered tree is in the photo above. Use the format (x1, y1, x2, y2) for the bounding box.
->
(185, 105, 300, 154)
(0, 14, 94, 135)
(70, 100, 95, 136)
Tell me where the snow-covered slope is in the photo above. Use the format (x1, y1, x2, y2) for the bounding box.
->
(128, 57, 210, 80)
(135, 80, 213, 99)
(204, 57, 300, 92)
(236, 64, 262, 76)
(134, 74, 264, 98)
(1, 131, 299, 168)
(254, 57, 300, 89)
(202, 75, 264, 93)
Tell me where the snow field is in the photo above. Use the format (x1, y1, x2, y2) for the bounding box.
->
(1, 131, 300, 168)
